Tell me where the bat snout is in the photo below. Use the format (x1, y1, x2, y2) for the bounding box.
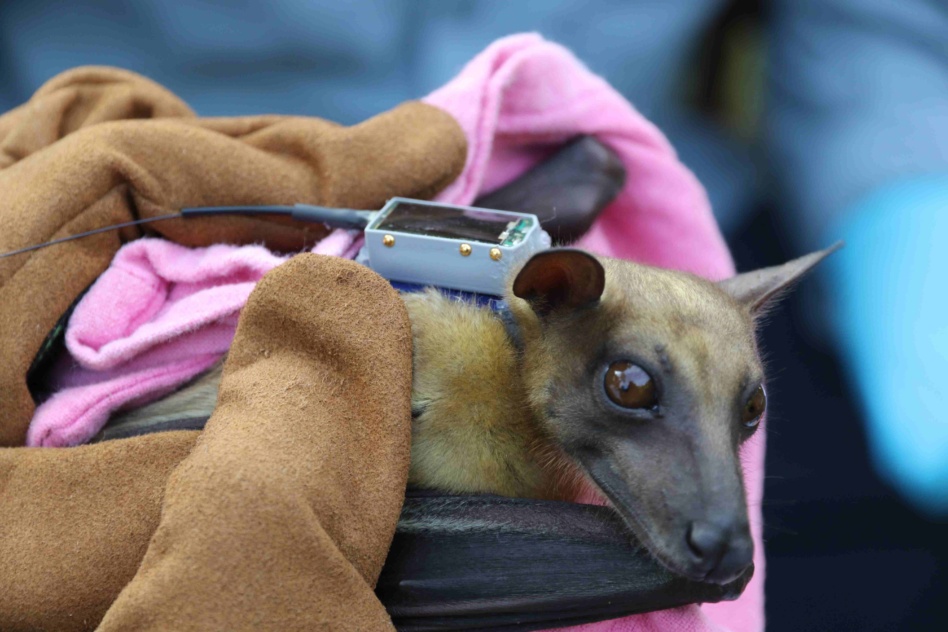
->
(684, 519, 754, 584)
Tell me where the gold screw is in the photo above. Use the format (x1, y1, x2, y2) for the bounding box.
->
(459, 243, 472, 256)
(382, 234, 395, 247)
(489, 247, 502, 261)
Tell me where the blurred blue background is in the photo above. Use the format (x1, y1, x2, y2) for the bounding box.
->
(1, 1, 946, 629)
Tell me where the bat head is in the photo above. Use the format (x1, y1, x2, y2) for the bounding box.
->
(509, 245, 839, 584)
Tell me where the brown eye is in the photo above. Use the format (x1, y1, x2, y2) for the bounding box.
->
(742, 385, 766, 428)
(604, 361, 658, 410)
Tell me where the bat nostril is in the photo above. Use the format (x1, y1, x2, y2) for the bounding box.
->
(687, 520, 754, 583)
(686, 521, 727, 563)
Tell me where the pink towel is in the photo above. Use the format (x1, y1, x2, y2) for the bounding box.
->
(27, 229, 361, 448)
(424, 34, 762, 632)
(29, 33, 762, 631)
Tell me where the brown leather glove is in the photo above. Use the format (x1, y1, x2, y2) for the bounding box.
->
(0, 254, 414, 631)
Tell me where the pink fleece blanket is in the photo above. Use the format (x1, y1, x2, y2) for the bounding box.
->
(26, 229, 361, 448)
(28, 34, 763, 631)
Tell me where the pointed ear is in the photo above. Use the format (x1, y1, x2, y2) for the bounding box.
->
(718, 242, 842, 313)
(513, 248, 605, 315)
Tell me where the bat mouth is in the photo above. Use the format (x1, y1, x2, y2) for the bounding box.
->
(581, 464, 694, 578)
(579, 455, 747, 585)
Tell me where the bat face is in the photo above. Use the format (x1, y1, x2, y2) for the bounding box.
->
(510, 246, 837, 584)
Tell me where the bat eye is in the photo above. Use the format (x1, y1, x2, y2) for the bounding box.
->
(742, 385, 766, 428)
(604, 361, 657, 410)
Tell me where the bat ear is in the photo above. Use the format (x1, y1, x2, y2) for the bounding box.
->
(513, 248, 605, 315)
(718, 242, 843, 314)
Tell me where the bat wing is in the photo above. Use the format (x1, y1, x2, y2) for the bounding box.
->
(379, 489, 752, 631)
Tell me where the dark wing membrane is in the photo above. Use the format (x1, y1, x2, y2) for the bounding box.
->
(379, 490, 751, 632)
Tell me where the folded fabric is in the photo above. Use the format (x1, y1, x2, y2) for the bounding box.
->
(27, 230, 361, 447)
(423, 34, 759, 632)
(1, 255, 415, 631)
(0, 64, 465, 631)
(94, 254, 414, 632)
(0, 64, 466, 446)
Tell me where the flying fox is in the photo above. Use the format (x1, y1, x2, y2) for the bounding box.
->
(110, 245, 838, 585)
